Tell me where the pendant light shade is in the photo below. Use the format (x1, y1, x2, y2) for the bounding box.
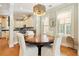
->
(33, 4, 46, 16)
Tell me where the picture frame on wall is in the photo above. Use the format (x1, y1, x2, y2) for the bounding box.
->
(49, 18, 56, 27)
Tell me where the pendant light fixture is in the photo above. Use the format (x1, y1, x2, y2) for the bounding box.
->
(33, 4, 46, 16)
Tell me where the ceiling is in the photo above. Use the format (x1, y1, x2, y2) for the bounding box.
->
(14, 3, 62, 13)
(0, 3, 9, 10)
(0, 3, 62, 16)
(0, 3, 10, 15)
(14, 3, 62, 19)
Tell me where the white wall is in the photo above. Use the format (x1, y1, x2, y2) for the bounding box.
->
(47, 10, 56, 36)
(73, 4, 78, 49)
(78, 4, 79, 56)
(48, 4, 78, 49)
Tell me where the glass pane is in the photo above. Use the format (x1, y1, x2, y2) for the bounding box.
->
(66, 23, 71, 34)
(59, 24, 65, 34)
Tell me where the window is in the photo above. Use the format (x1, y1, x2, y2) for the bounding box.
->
(57, 11, 71, 35)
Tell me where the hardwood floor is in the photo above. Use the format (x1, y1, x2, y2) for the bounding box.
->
(0, 39, 20, 56)
(61, 46, 77, 56)
(0, 39, 77, 56)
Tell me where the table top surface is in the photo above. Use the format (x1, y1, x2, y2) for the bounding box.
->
(25, 35, 54, 45)
(25, 40, 53, 44)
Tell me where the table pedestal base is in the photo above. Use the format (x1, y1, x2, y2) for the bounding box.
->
(37, 45, 43, 56)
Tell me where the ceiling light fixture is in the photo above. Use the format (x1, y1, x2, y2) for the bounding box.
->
(33, 4, 46, 16)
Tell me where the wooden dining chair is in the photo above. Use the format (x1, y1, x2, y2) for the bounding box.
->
(16, 32, 38, 56)
(61, 34, 75, 48)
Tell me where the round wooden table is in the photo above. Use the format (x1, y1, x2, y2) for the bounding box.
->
(25, 41, 53, 56)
